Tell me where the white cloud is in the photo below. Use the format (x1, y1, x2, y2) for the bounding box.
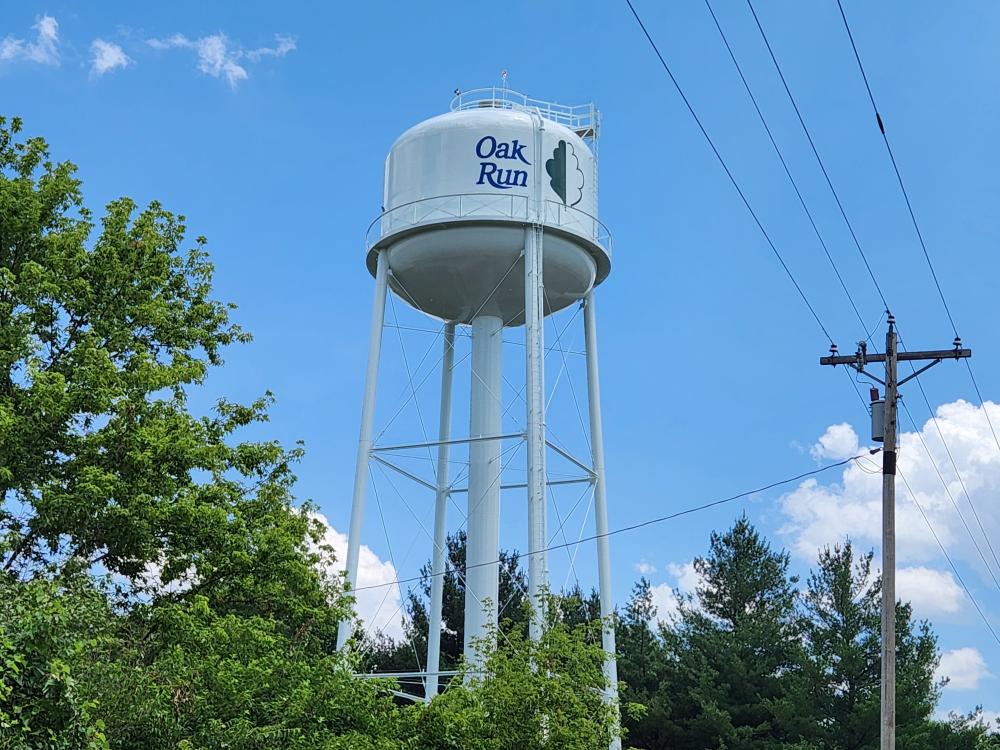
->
(649, 583, 681, 624)
(308, 511, 403, 639)
(648, 560, 701, 623)
(148, 33, 246, 87)
(634, 561, 656, 575)
(936, 708, 1000, 733)
(147, 32, 295, 88)
(245, 34, 296, 62)
(983, 710, 1000, 732)
(897, 566, 964, 616)
(134, 557, 198, 595)
(90, 39, 131, 78)
(780, 400, 1000, 586)
(936, 647, 992, 691)
(811, 422, 860, 461)
(1, 15, 60, 65)
(667, 560, 701, 594)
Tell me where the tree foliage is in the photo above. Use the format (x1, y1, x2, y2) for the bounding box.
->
(359, 531, 528, 683)
(614, 517, 997, 750)
(408, 620, 617, 750)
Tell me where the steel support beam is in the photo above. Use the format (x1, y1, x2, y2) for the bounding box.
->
(584, 291, 622, 750)
(372, 432, 524, 453)
(449, 476, 592, 494)
(337, 250, 390, 651)
(545, 439, 598, 478)
(464, 315, 503, 668)
(525, 220, 548, 642)
(426, 323, 456, 700)
(371, 455, 437, 493)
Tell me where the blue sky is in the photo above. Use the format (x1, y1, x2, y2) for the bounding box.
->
(4, 0, 999, 719)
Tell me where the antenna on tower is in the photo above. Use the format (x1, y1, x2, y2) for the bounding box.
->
(500, 68, 508, 92)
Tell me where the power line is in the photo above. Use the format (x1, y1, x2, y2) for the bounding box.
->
(962, 359, 1000, 467)
(702, 0, 883, 423)
(744, 0, 889, 313)
(624, 1, 1000, 653)
(351, 452, 872, 593)
(898, 467, 1000, 646)
(699, 0, 888, 419)
(702, 1, 1000, 669)
(703, 0, 869, 336)
(831, 1, 1000, 573)
(898, 396, 1000, 590)
(639, 0, 1000, 665)
(833, 0, 957, 337)
(741, 0, 1000, 601)
(910, 374, 1000, 579)
(623, 0, 833, 344)
(835, 0, 1000, 490)
(626, 0, 874, 422)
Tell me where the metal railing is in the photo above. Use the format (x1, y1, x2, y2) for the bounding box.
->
(365, 193, 612, 257)
(450, 88, 599, 139)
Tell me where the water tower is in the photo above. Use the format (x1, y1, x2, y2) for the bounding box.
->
(339, 88, 618, 725)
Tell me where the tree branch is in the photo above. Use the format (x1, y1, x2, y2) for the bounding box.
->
(2, 528, 37, 573)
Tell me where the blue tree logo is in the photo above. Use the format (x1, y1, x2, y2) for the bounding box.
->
(545, 139, 585, 206)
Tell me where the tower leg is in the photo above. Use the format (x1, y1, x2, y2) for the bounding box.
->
(337, 251, 390, 651)
(464, 314, 503, 668)
(525, 224, 548, 641)
(583, 291, 622, 750)
(426, 322, 456, 699)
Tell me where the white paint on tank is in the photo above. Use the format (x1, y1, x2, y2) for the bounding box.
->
(381, 109, 600, 252)
(368, 106, 610, 324)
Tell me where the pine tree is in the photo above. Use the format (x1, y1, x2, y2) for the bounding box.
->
(616, 577, 673, 749)
(802, 540, 944, 749)
(801, 541, 881, 749)
(361, 530, 528, 692)
(662, 516, 809, 750)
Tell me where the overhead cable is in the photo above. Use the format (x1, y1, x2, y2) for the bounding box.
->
(351, 452, 872, 592)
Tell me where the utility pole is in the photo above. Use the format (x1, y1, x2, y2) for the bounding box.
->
(819, 314, 970, 750)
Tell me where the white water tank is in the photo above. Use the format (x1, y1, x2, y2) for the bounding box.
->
(365, 90, 611, 325)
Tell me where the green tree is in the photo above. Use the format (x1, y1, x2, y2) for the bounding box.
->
(906, 710, 1000, 750)
(361, 530, 528, 693)
(659, 516, 810, 750)
(614, 577, 672, 749)
(0, 113, 252, 584)
(0, 115, 396, 749)
(800, 541, 881, 749)
(0, 573, 111, 749)
(84, 595, 407, 750)
(408, 619, 620, 750)
(802, 540, 944, 750)
(554, 582, 602, 628)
